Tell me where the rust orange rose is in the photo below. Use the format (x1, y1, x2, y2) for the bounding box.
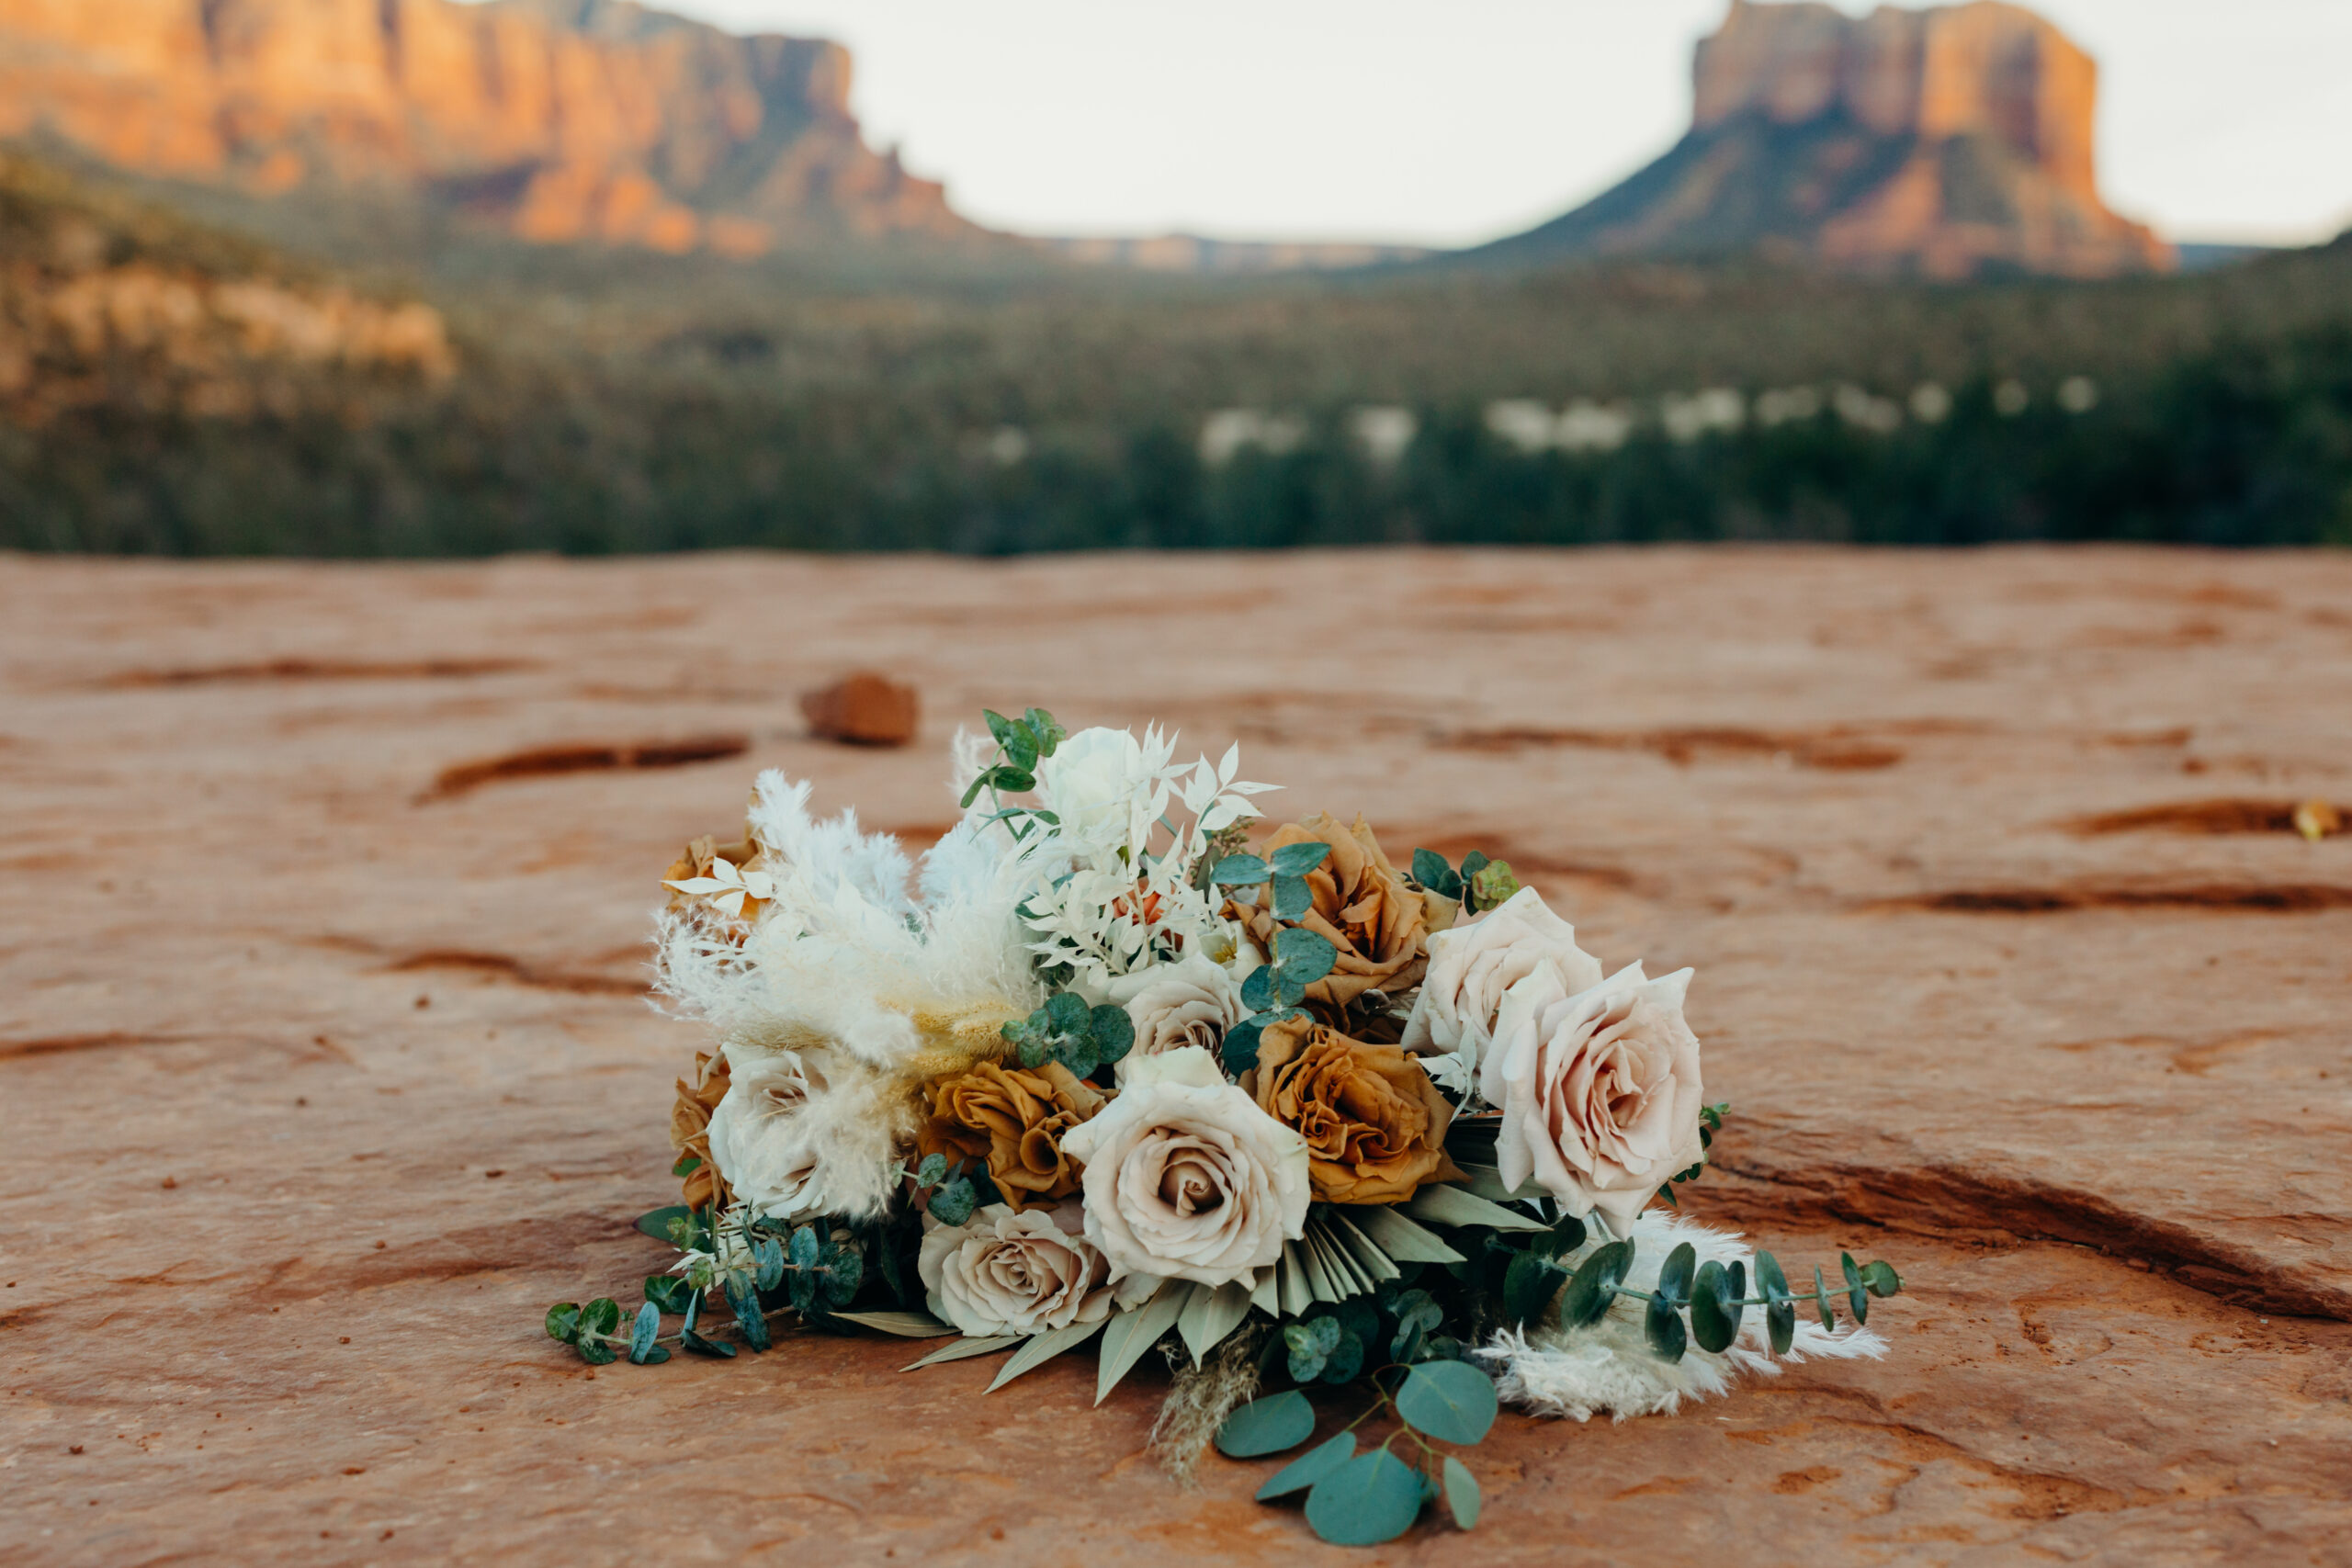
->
(915, 1061, 1109, 1212)
(1225, 812, 1429, 1008)
(1243, 1017, 1464, 1204)
(668, 1048, 733, 1211)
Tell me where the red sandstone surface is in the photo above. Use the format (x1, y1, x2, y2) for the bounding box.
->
(2, 547, 2347, 1563)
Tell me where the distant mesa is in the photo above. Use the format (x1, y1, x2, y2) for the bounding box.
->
(0, 0, 974, 256)
(1475, 0, 2174, 278)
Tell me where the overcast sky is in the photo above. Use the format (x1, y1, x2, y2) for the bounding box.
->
(641, 0, 2351, 247)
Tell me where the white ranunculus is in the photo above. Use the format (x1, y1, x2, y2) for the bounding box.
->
(1402, 886, 1602, 1092)
(705, 1048, 831, 1219)
(1057, 1045, 1309, 1287)
(1114, 953, 1246, 1079)
(1035, 726, 1147, 845)
(918, 1201, 1130, 1337)
(1482, 962, 1708, 1237)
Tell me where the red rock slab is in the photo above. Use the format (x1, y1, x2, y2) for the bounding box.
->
(1, 547, 2347, 1563)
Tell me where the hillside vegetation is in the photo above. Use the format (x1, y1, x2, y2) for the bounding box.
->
(2, 152, 2347, 555)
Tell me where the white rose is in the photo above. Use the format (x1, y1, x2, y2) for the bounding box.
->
(1057, 1045, 1309, 1287)
(1482, 962, 1708, 1237)
(1035, 726, 1146, 845)
(706, 1048, 831, 1219)
(1115, 953, 1246, 1080)
(918, 1202, 1133, 1337)
(1402, 886, 1602, 1089)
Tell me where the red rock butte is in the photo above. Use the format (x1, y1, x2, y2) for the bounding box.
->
(0, 0, 971, 255)
(1478, 0, 2173, 278)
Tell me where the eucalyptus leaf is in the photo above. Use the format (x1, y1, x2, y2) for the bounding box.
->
(628, 1301, 662, 1364)
(1813, 1265, 1838, 1332)
(679, 1329, 735, 1358)
(1395, 1359, 1498, 1444)
(1089, 1005, 1135, 1066)
(1501, 1251, 1566, 1328)
(634, 1205, 692, 1241)
(1690, 1259, 1745, 1354)
(929, 1178, 978, 1227)
(1644, 1293, 1689, 1362)
(1256, 1432, 1356, 1501)
(1269, 840, 1332, 878)
(1211, 853, 1271, 886)
(1860, 1259, 1904, 1298)
(1530, 1212, 1588, 1259)
(643, 1275, 694, 1315)
(820, 1246, 864, 1308)
(1411, 848, 1462, 898)
(1215, 1390, 1316, 1458)
(789, 1226, 821, 1269)
(1320, 1326, 1365, 1385)
(1755, 1250, 1795, 1355)
(724, 1280, 769, 1351)
(754, 1235, 785, 1292)
(544, 1302, 582, 1346)
(1442, 1455, 1482, 1530)
(1841, 1252, 1870, 1325)
(1305, 1449, 1425, 1547)
(1272, 874, 1313, 921)
(1274, 927, 1339, 986)
(991, 766, 1035, 794)
(916, 1152, 948, 1187)
(1559, 1239, 1636, 1329)
(581, 1298, 622, 1338)
(1239, 964, 1275, 1012)
(1223, 1019, 1263, 1075)
(1656, 1241, 1698, 1307)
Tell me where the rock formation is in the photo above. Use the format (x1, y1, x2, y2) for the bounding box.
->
(1479, 0, 2172, 277)
(0, 0, 973, 255)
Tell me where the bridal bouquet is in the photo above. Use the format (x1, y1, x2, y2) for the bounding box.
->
(543, 709, 1900, 1546)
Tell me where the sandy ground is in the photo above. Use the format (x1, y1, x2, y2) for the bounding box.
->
(1, 546, 2347, 1566)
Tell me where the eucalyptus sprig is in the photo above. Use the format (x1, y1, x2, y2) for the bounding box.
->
(1217, 1357, 1499, 1544)
(1001, 990, 1136, 1079)
(543, 1212, 865, 1365)
(1409, 847, 1520, 915)
(960, 706, 1068, 841)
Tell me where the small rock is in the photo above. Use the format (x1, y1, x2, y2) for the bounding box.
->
(800, 672, 919, 748)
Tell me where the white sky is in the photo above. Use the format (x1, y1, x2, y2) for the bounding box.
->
(632, 0, 2351, 246)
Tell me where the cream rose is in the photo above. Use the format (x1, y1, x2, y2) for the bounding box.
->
(1115, 953, 1247, 1079)
(1402, 886, 1603, 1090)
(1481, 962, 1707, 1237)
(1057, 1045, 1309, 1287)
(918, 1202, 1135, 1337)
(1035, 726, 1147, 846)
(705, 1047, 832, 1219)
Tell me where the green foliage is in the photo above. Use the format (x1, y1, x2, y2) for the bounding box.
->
(1001, 990, 1135, 1078)
(1257, 1433, 1356, 1501)
(1466, 860, 1520, 913)
(1442, 1455, 1482, 1530)
(1306, 1450, 1426, 1547)
(1215, 1391, 1317, 1457)
(1394, 1361, 1498, 1446)
(544, 1303, 582, 1347)
(1690, 1258, 1747, 1354)
(1501, 1251, 1567, 1328)
(635, 1205, 694, 1241)
(643, 1274, 694, 1315)
(1560, 1238, 1637, 1329)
